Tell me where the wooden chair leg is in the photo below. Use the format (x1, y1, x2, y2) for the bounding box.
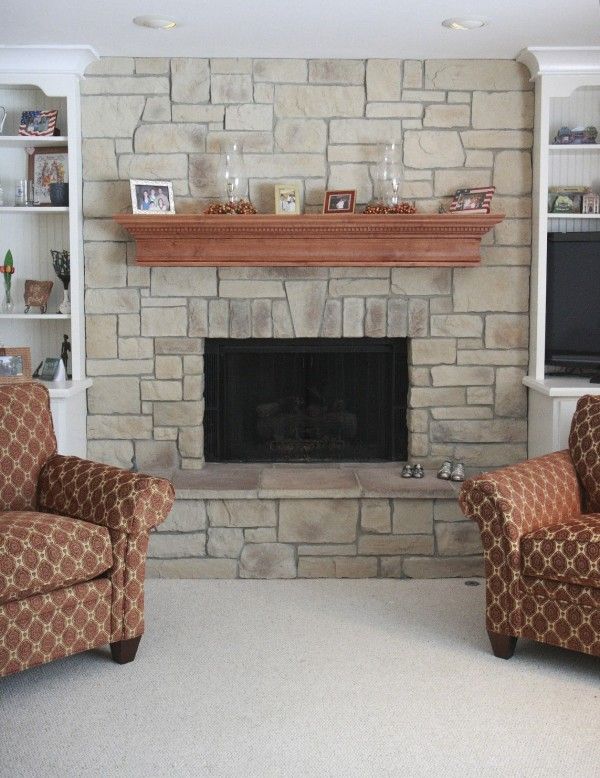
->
(488, 630, 517, 659)
(110, 636, 142, 664)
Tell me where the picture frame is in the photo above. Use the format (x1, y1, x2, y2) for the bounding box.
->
(323, 190, 356, 214)
(582, 192, 600, 215)
(450, 186, 495, 214)
(19, 109, 58, 137)
(0, 347, 32, 381)
(28, 146, 68, 206)
(274, 183, 301, 215)
(130, 180, 175, 214)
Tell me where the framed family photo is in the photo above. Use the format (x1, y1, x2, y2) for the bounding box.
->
(323, 190, 356, 214)
(19, 109, 58, 137)
(130, 180, 175, 214)
(0, 347, 31, 382)
(28, 146, 68, 205)
(274, 183, 301, 215)
(450, 186, 495, 214)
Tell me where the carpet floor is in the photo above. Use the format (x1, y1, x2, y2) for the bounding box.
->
(1, 579, 599, 778)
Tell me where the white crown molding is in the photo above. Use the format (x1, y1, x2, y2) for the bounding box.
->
(518, 46, 600, 79)
(0, 45, 98, 78)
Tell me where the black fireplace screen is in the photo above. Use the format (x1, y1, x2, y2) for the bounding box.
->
(204, 338, 408, 462)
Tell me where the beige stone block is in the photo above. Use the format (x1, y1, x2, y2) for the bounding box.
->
(118, 153, 188, 180)
(366, 59, 402, 101)
(361, 500, 391, 533)
(127, 266, 150, 288)
(245, 528, 277, 543)
(434, 169, 492, 197)
(187, 299, 207, 337)
(243, 153, 326, 179)
(159, 500, 207, 532)
(320, 299, 342, 337)
(279, 499, 358, 542)
(329, 119, 403, 144)
(358, 535, 433, 555)
(148, 533, 206, 559)
(274, 119, 327, 152)
(298, 557, 336, 577)
(141, 307, 187, 336)
(494, 220, 531, 247)
(365, 298, 387, 338)
(251, 299, 273, 337)
(82, 139, 118, 180)
(82, 75, 168, 95)
(335, 557, 378, 578)
(465, 150, 494, 168)
(183, 356, 203, 374)
(134, 124, 205, 153)
(150, 267, 217, 297)
(187, 155, 220, 199)
(402, 90, 446, 102)
(136, 440, 178, 470)
(458, 349, 528, 366)
(82, 95, 144, 138)
(88, 376, 140, 414)
(141, 380, 182, 401)
(229, 300, 251, 338)
(485, 314, 528, 349)
(155, 427, 179, 441)
(274, 85, 364, 118)
(153, 401, 203, 427)
(467, 386, 494, 405)
(211, 74, 253, 103)
(410, 432, 429, 458)
(434, 500, 465, 523)
(403, 60, 423, 89)
(208, 299, 229, 337)
(271, 299, 294, 338)
(254, 83, 274, 103)
(142, 96, 171, 122)
(86, 57, 134, 76)
(179, 426, 203, 458)
(491, 196, 531, 219)
(86, 288, 139, 314)
(493, 150, 532, 195)
(447, 91, 471, 103)
(170, 58, 209, 102)
(225, 104, 273, 131)
(183, 374, 202, 400)
(423, 104, 470, 128)
(431, 419, 527, 444)
(472, 91, 534, 130)
(171, 105, 223, 124)
(343, 298, 365, 337)
(207, 131, 273, 154)
(411, 338, 456, 365)
(84, 242, 127, 289)
(495, 367, 527, 417)
(134, 58, 169, 75)
(327, 163, 372, 203)
(435, 521, 481, 556)
(309, 59, 364, 84)
(460, 130, 533, 149)
(327, 145, 381, 163)
(410, 387, 465, 407)
(431, 406, 492, 420)
(329, 278, 389, 297)
(392, 500, 433, 534)
(454, 267, 529, 313)
(83, 181, 130, 218)
(86, 315, 117, 359)
(219, 280, 285, 298)
(379, 557, 404, 578)
(298, 544, 356, 557)
(387, 298, 408, 336)
(365, 102, 422, 119)
(431, 365, 494, 386)
(206, 57, 250, 73)
(391, 267, 451, 296)
(430, 297, 453, 314)
(240, 543, 296, 578)
(254, 59, 307, 82)
(146, 558, 236, 578)
(430, 315, 483, 338)
(155, 338, 202, 355)
(207, 527, 244, 558)
(118, 337, 154, 360)
(84, 218, 128, 242)
(87, 415, 152, 440)
(207, 500, 277, 528)
(285, 280, 328, 337)
(407, 409, 429, 433)
(87, 359, 153, 376)
(87, 439, 133, 469)
(403, 555, 484, 578)
(425, 60, 530, 90)
(155, 355, 182, 379)
(408, 299, 428, 336)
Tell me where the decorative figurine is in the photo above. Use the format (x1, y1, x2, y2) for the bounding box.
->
(24, 279, 53, 314)
(553, 125, 598, 144)
(51, 249, 70, 314)
(61, 334, 71, 378)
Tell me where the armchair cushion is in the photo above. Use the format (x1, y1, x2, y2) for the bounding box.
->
(0, 383, 57, 512)
(0, 511, 112, 605)
(38, 455, 175, 535)
(520, 514, 600, 589)
(569, 394, 600, 512)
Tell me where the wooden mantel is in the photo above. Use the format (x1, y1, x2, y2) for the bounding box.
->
(113, 212, 504, 267)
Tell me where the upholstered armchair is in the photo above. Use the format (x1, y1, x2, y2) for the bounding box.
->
(460, 394, 600, 660)
(0, 382, 174, 677)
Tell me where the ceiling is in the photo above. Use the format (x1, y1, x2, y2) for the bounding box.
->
(2, 0, 599, 60)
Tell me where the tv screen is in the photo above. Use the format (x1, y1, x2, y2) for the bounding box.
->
(546, 232, 600, 368)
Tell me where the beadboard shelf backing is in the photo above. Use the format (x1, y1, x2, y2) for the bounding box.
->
(113, 212, 504, 268)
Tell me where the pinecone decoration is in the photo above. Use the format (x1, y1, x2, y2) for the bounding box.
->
(203, 200, 257, 215)
(388, 201, 416, 214)
(363, 202, 389, 214)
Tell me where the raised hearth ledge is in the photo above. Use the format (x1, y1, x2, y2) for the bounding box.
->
(113, 212, 504, 267)
(166, 464, 461, 501)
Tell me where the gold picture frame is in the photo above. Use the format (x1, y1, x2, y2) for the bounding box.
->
(274, 183, 301, 215)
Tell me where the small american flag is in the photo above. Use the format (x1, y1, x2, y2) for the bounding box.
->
(19, 109, 58, 137)
(450, 186, 495, 214)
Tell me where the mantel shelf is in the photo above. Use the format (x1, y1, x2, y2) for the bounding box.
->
(113, 212, 504, 268)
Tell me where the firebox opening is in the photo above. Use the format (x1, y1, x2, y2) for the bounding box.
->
(204, 338, 408, 463)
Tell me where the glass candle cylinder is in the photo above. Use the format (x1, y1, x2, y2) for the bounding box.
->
(220, 142, 247, 204)
(375, 143, 404, 206)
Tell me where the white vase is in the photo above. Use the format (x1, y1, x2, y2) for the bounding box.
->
(59, 287, 70, 315)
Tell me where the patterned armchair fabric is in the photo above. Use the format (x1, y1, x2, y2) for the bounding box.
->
(0, 382, 174, 677)
(460, 395, 600, 659)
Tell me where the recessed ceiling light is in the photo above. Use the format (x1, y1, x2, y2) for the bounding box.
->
(133, 15, 177, 30)
(442, 18, 486, 30)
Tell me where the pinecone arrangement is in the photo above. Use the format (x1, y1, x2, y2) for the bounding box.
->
(363, 202, 417, 214)
(203, 200, 257, 215)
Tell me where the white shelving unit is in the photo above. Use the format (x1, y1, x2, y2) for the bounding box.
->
(0, 46, 97, 457)
(517, 47, 600, 457)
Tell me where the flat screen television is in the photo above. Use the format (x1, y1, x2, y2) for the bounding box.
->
(545, 231, 600, 375)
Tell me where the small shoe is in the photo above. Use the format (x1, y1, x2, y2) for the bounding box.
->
(412, 464, 425, 479)
(401, 464, 414, 478)
(437, 460, 452, 480)
(450, 462, 466, 482)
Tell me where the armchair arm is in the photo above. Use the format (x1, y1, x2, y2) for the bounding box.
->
(37, 454, 175, 535)
(459, 450, 582, 540)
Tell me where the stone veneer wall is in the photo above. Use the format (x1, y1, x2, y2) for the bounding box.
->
(82, 56, 533, 476)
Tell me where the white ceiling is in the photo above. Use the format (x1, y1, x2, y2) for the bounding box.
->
(2, 0, 600, 60)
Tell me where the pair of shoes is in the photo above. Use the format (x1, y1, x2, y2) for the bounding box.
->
(401, 463, 425, 479)
(437, 460, 466, 482)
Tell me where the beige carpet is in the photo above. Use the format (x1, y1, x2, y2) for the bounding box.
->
(1, 579, 598, 778)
